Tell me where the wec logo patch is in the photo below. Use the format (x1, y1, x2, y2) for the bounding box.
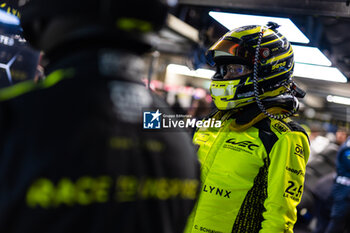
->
(225, 138, 259, 151)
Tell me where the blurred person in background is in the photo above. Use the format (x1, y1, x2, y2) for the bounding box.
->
(0, 0, 200, 232)
(325, 131, 350, 233)
(184, 23, 310, 233)
(308, 123, 328, 163)
(308, 123, 339, 164)
(0, 1, 40, 90)
(187, 97, 212, 121)
(171, 93, 187, 115)
(186, 96, 212, 137)
(297, 126, 348, 233)
(298, 126, 346, 228)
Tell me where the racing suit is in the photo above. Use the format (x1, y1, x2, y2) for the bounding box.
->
(185, 106, 310, 233)
(0, 49, 200, 233)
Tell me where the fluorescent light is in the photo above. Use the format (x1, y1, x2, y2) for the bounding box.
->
(209, 11, 310, 44)
(294, 63, 347, 83)
(166, 14, 199, 42)
(0, 9, 20, 25)
(167, 64, 214, 79)
(167, 63, 348, 83)
(327, 95, 350, 105)
(293, 45, 332, 66)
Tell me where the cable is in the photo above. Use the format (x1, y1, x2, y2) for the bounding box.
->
(252, 23, 298, 120)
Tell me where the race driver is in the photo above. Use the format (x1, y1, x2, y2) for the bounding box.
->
(185, 23, 310, 233)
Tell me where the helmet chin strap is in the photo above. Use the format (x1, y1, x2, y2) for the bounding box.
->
(252, 22, 298, 120)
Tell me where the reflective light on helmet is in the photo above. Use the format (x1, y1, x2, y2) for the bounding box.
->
(0, 8, 20, 25)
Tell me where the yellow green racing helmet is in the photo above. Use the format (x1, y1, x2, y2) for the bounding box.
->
(206, 24, 295, 110)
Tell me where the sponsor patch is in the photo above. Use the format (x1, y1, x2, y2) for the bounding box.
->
(272, 122, 289, 134)
(223, 138, 259, 154)
(294, 144, 304, 159)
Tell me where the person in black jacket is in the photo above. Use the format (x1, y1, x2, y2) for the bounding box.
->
(0, 0, 200, 232)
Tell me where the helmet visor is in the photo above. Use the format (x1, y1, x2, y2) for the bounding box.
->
(209, 39, 241, 56)
(218, 64, 252, 80)
(206, 39, 252, 67)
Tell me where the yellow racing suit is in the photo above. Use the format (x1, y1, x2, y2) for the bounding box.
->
(185, 108, 310, 233)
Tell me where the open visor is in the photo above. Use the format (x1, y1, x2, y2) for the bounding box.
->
(206, 38, 252, 67)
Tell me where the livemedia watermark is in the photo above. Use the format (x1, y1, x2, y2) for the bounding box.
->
(143, 109, 221, 130)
